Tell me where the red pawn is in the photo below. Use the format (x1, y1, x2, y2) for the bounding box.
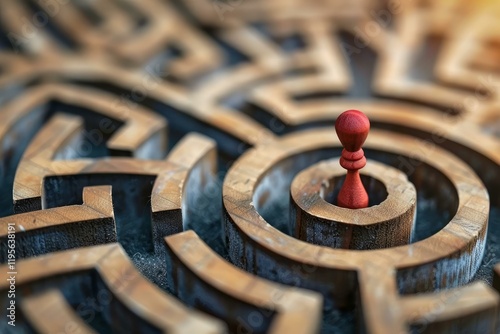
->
(335, 110, 370, 209)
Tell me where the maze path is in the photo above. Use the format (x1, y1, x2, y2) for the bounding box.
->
(165, 231, 322, 334)
(14, 113, 218, 251)
(0, 186, 115, 261)
(0, 1, 498, 333)
(223, 128, 490, 330)
(1, 244, 225, 333)
(21, 289, 97, 334)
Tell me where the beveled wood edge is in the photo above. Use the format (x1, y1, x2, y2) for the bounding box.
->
(0, 185, 114, 236)
(291, 159, 416, 226)
(247, 90, 500, 165)
(165, 230, 323, 334)
(20, 289, 97, 334)
(0, 243, 226, 333)
(166, 132, 217, 170)
(401, 282, 499, 330)
(13, 114, 218, 217)
(223, 128, 488, 271)
(0, 83, 167, 157)
(0, 59, 275, 148)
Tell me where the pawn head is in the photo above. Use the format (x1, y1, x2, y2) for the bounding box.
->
(335, 109, 370, 152)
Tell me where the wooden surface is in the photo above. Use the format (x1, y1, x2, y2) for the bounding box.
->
(13, 113, 217, 251)
(291, 159, 416, 249)
(165, 230, 322, 334)
(20, 290, 97, 334)
(1, 244, 226, 333)
(0, 1, 499, 333)
(223, 128, 490, 331)
(401, 282, 500, 333)
(0, 186, 115, 261)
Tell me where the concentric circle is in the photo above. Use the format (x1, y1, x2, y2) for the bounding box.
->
(291, 159, 416, 249)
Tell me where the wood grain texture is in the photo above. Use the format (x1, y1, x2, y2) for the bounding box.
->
(291, 159, 416, 249)
(0, 244, 226, 333)
(0, 186, 115, 261)
(165, 230, 322, 334)
(0, 1, 499, 333)
(0, 84, 167, 159)
(12, 113, 217, 252)
(223, 128, 490, 331)
(20, 289, 98, 334)
(401, 282, 500, 333)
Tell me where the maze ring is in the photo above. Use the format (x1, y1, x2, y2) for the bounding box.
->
(0, 1, 499, 333)
(290, 159, 417, 250)
(223, 128, 488, 298)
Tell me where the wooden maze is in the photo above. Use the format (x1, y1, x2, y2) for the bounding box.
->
(0, 0, 499, 333)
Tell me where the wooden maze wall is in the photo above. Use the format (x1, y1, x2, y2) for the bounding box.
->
(0, 0, 499, 333)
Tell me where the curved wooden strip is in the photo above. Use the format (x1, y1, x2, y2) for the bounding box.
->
(226, 128, 488, 278)
(21, 289, 97, 334)
(0, 59, 275, 150)
(153, 132, 217, 243)
(191, 22, 349, 107)
(164, 230, 322, 334)
(0, 185, 115, 262)
(245, 95, 500, 202)
(223, 129, 488, 311)
(248, 81, 500, 155)
(291, 159, 416, 249)
(0, 243, 226, 333)
(401, 282, 499, 333)
(13, 114, 218, 252)
(0, 83, 167, 160)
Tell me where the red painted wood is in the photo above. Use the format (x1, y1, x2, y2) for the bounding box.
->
(335, 110, 370, 209)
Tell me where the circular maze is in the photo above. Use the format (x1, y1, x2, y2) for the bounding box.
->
(0, 1, 499, 333)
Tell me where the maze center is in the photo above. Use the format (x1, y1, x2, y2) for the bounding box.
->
(0, 1, 500, 334)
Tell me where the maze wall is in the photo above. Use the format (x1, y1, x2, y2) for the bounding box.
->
(0, 1, 499, 333)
